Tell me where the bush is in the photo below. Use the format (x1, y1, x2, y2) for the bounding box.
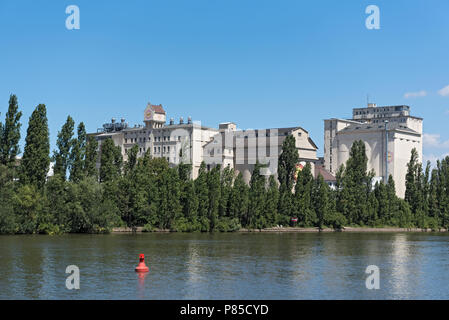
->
(142, 223, 156, 232)
(216, 217, 241, 232)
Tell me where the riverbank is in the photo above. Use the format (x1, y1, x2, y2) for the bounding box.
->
(111, 226, 448, 233)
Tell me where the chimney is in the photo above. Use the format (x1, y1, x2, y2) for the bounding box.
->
(170, 118, 174, 125)
(187, 116, 192, 124)
(179, 117, 184, 124)
(111, 118, 116, 124)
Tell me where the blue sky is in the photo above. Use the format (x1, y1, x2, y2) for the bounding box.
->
(0, 0, 448, 162)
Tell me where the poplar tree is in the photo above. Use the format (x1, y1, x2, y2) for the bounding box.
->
(277, 134, 299, 221)
(69, 122, 87, 182)
(264, 175, 279, 226)
(178, 162, 199, 229)
(229, 172, 249, 224)
(159, 167, 181, 229)
(336, 140, 370, 225)
(313, 174, 330, 230)
(248, 162, 267, 229)
(20, 104, 50, 188)
(405, 148, 426, 227)
(278, 134, 299, 190)
(125, 144, 139, 174)
(219, 165, 234, 218)
(53, 116, 75, 179)
(99, 138, 122, 183)
(195, 162, 210, 231)
(84, 136, 98, 179)
(0, 94, 22, 167)
(294, 162, 316, 226)
(207, 165, 221, 230)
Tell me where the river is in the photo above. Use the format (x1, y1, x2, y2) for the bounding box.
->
(0, 232, 448, 299)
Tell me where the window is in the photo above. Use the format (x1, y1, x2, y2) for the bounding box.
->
(154, 147, 156, 153)
(167, 146, 170, 152)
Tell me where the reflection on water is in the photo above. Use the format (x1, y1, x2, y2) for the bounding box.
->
(1, 232, 449, 299)
(391, 233, 412, 298)
(136, 272, 148, 299)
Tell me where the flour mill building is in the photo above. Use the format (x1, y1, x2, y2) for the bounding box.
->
(89, 102, 319, 181)
(324, 103, 423, 197)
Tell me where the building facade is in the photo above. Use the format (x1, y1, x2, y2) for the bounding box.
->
(203, 123, 318, 183)
(324, 103, 423, 198)
(89, 102, 319, 181)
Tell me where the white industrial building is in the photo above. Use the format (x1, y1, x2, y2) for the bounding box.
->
(89, 102, 319, 181)
(324, 103, 423, 198)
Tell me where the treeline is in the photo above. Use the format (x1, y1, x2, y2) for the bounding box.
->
(1, 94, 449, 234)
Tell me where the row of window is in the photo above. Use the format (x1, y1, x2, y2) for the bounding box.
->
(125, 135, 184, 144)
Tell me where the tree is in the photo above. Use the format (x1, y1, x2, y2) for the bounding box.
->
(335, 140, 370, 225)
(313, 174, 331, 229)
(20, 104, 50, 188)
(158, 167, 182, 229)
(229, 172, 249, 225)
(294, 162, 316, 227)
(264, 175, 279, 226)
(53, 116, 75, 179)
(195, 162, 210, 231)
(219, 165, 234, 218)
(125, 144, 139, 175)
(405, 148, 426, 227)
(248, 162, 267, 229)
(99, 138, 122, 183)
(0, 165, 17, 233)
(69, 122, 87, 182)
(84, 136, 98, 179)
(278, 135, 299, 190)
(207, 165, 221, 230)
(277, 135, 299, 221)
(0, 94, 22, 168)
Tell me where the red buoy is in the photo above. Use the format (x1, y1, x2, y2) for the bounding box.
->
(135, 254, 149, 273)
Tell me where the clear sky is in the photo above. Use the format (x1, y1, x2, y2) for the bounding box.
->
(0, 0, 448, 162)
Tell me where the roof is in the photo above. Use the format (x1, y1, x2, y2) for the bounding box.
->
(315, 165, 336, 182)
(151, 104, 166, 114)
(308, 137, 318, 150)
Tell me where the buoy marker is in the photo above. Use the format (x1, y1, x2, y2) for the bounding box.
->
(135, 253, 149, 273)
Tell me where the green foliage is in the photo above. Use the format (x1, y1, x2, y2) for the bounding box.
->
(3, 98, 449, 234)
(248, 162, 267, 229)
(53, 116, 75, 179)
(264, 175, 279, 226)
(20, 104, 50, 189)
(278, 134, 299, 191)
(0, 94, 22, 167)
(207, 165, 221, 230)
(69, 122, 87, 182)
(99, 138, 123, 183)
(229, 172, 249, 222)
(0, 165, 17, 233)
(294, 163, 316, 227)
(85, 136, 99, 179)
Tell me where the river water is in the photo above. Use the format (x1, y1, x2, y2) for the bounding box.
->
(0, 232, 448, 299)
